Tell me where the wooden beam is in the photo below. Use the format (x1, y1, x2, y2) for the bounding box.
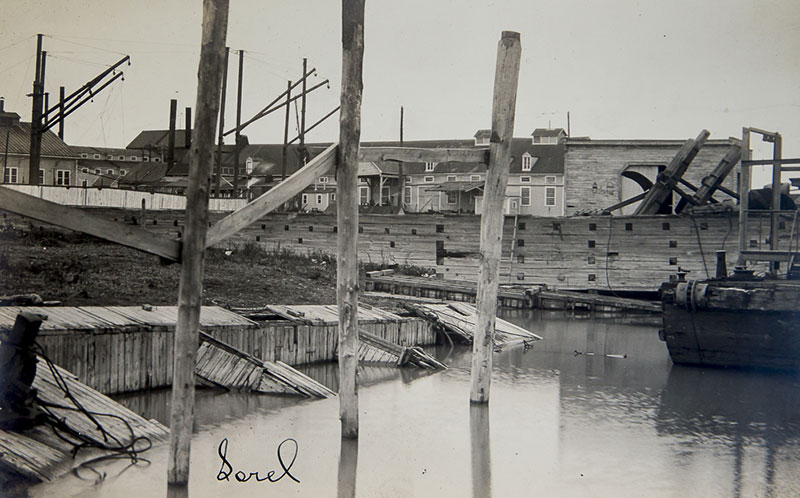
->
(689, 144, 743, 207)
(167, 0, 229, 486)
(601, 191, 647, 214)
(0, 186, 181, 261)
(337, 0, 365, 439)
(205, 142, 338, 248)
(633, 129, 710, 215)
(358, 147, 488, 163)
(470, 31, 521, 404)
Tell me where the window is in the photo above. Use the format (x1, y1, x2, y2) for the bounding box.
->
(381, 186, 390, 205)
(534, 135, 559, 145)
(94, 154, 101, 159)
(470, 175, 481, 181)
(520, 176, 531, 183)
(81, 179, 88, 187)
(405, 176, 412, 183)
(94, 169, 101, 174)
(331, 193, 336, 201)
(129, 156, 138, 161)
(520, 187, 531, 206)
(522, 153, 533, 172)
(143, 156, 150, 162)
(302, 194, 309, 205)
(56, 170, 70, 186)
(118, 156, 125, 161)
(545, 186, 556, 206)
(80, 153, 89, 159)
(545, 175, 557, 184)
(359, 186, 370, 205)
(318, 176, 328, 183)
(316, 194, 323, 204)
(475, 136, 489, 146)
(425, 162, 436, 172)
(107, 169, 114, 176)
(120, 169, 127, 176)
(39, 169, 44, 184)
(3, 167, 18, 184)
(81, 168, 89, 173)
(153, 157, 161, 163)
(447, 175, 457, 182)
(424, 176, 434, 183)
(106, 154, 113, 159)
(446, 191, 457, 204)
(404, 186, 412, 205)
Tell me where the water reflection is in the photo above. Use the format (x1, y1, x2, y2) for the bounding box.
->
(470, 404, 491, 498)
(657, 365, 800, 498)
(337, 438, 358, 498)
(166, 483, 189, 498)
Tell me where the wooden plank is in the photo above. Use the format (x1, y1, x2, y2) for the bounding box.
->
(688, 144, 743, 207)
(358, 146, 488, 163)
(471, 31, 521, 403)
(167, 0, 229, 486)
(0, 186, 182, 261)
(205, 142, 338, 248)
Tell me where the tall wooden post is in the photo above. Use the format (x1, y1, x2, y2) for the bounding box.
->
(737, 128, 751, 266)
(469, 31, 521, 404)
(337, 0, 365, 439)
(233, 49, 244, 197)
(167, 99, 177, 170)
(167, 0, 229, 486)
(214, 46, 229, 198)
(282, 80, 292, 183)
(770, 134, 782, 259)
(28, 34, 44, 185)
(58, 86, 65, 140)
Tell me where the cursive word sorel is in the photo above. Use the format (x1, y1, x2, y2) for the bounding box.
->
(216, 437, 300, 484)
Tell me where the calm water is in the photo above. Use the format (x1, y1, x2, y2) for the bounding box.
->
(28, 310, 800, 497)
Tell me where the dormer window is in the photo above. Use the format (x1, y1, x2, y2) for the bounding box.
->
(475, 136, 489, 146)
(522, 153, 533, 172)
(425, 162, 436, 172)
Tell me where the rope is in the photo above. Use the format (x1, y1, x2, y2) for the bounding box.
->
(31, 342, 152, 479)
(688, 214, 710, 278)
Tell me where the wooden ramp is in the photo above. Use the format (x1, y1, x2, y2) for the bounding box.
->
(0, 356, 168, 483)
(405, 302, 542, 350)
(196, 332, 335, 398)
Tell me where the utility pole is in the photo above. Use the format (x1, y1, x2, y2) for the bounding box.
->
(282, 80, 292, 185)
(28, 34, 44, 185)
(233, 49, 244, 198)
(399, 106, 404, 208)
(300, 57, 308, 165)
(58, 86, 65, 140)
(214, 46, 229, 198)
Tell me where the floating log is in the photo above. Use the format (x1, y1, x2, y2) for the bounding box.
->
(196, 331, 335, 397)
(404, 302, 541, 350)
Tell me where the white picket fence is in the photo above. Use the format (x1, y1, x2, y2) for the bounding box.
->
(4, 185, 248, 212)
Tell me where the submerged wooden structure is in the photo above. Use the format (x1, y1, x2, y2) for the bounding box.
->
(0, 305, 436, 396)
(405, 302, 541, 350)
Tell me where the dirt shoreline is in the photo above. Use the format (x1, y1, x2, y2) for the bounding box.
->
(0, 226, 396, 309)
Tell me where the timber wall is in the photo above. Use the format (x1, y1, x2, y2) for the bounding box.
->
(0, 306, 435, 395)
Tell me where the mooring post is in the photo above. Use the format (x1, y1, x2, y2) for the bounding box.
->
(167, 0, 229, 486)
(470, 31, 521, 404)
(336, 0, 366, 438)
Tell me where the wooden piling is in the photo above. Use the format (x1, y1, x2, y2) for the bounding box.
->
(167, 0, 229, 486)
(337, 0, 366, 438)
(470, 31, 521, 404)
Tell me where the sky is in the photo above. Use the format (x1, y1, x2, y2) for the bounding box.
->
(0, 0, 798, 183)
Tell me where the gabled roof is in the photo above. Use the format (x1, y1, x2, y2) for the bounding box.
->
(474, 129, 491, 138)
(0, 121, 76, 158)
(126, 129, 194, 150)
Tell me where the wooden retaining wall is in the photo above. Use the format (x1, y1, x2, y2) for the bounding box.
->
(0, 306, 434, 395)
(3, 208, 792, 291)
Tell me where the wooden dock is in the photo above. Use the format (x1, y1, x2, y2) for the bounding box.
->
(404, 302, 542, 350)
(0, 305, 436, 396)
(0, 356, 168, 483)
(366, 273, 661, 313)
